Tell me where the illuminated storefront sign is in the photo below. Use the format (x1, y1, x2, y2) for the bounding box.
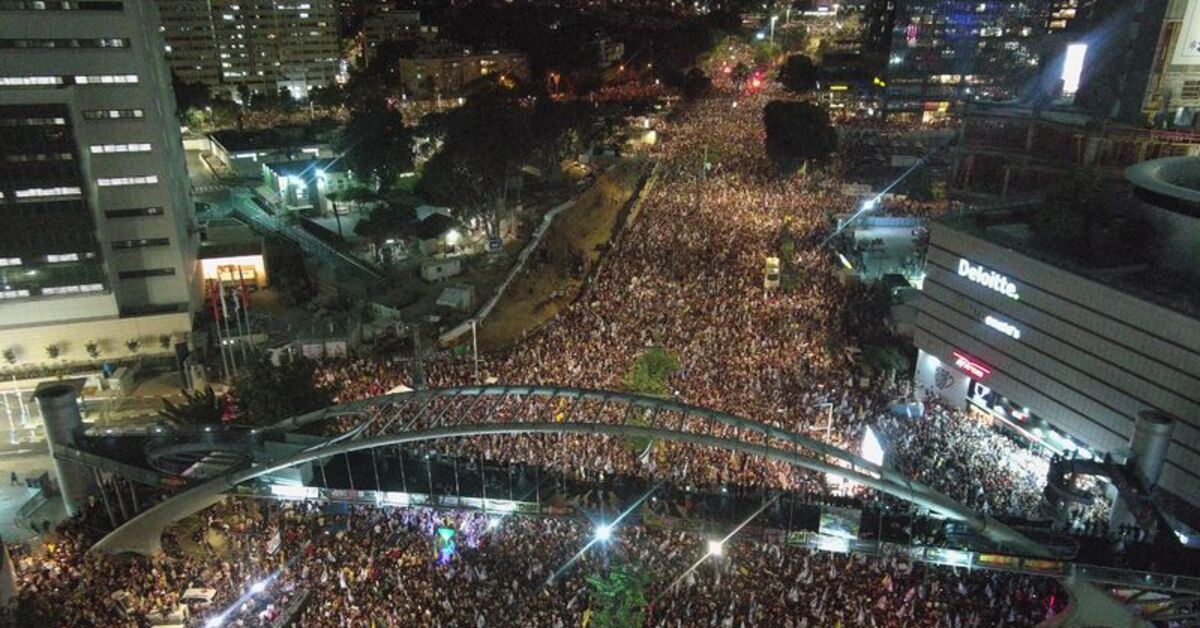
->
(984, 314, 1021, 340)
(958, 259, 1019, 300)
(952, 350, 991, 380)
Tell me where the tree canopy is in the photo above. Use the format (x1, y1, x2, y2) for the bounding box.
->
(586, 564, 650, 628)
(778, 54, 818, 93)
(354, 203, 420, 243)
(622, 346, 681, 397)
(763, 100, 837, 175)
(337, 98, 414, 190)
(158, 387, 223, 427)
(231, 353, 332, 426)
(418, 93, 539, 238)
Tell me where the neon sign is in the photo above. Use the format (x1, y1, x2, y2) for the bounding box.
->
(984, 315, 1021, 340)
(958, 259, 1019, 300)
(952, 351, 991, 380)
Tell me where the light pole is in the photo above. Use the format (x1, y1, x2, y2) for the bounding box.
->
(769, 15, 778, 45)
(470, 319, 480, 383)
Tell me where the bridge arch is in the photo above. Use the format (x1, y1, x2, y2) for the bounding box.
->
(90, 387, 1052, 557)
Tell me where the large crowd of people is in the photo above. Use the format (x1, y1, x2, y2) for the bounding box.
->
(10, 39, 1096, 627)
(12, 499, 1068, 627)
(308, 56, 1086, 529)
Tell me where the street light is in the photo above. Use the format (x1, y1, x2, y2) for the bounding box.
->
(770, 15, 778, 45)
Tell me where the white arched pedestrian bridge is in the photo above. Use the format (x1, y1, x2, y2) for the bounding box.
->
(91, 386, 1053, 557)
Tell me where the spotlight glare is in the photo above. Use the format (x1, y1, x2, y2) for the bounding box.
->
(595, 524, 613, 542)
(707, 539, 724, 556)
(206, 618, 223, 628)
(250, 580, 267, 594)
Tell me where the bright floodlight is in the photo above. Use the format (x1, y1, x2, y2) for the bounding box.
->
(488, 517, 501, 530)
(861, 198, 878, 212)
(861, 426, 885, 467)
(250, 580, 267, 594)
(707, 539, 724, 556)
(206, 618, 223, 628)
(445, 229, 461, 246)
(756, 32, 766, 40)
(595, 524, 613, 542)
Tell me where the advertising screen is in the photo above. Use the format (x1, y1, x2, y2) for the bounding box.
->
(1175, 0, 1200, 65)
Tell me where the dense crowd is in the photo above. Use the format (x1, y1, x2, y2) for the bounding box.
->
(12, 499, 1068, 627)
(309, 61, 1089, 528)
(12, 41, 1092, 627)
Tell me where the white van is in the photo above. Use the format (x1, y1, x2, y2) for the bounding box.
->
(764, 257, 781, 290)
(146, 604, 189, 626)
(181, 587, 218, 610)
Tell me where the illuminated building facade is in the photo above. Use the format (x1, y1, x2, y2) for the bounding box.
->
(914, 203, 1200, 509)
(0, 0, 198, 366)
(158, 0, 340, 99)
(886, 0, 1050, 120)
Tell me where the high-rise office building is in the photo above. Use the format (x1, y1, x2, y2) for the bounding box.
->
(158, 0, 341, 100)
(0, 0, 198, 367)
(886, 0, 1050, 121)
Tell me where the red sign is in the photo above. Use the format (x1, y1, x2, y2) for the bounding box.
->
(952, 351, 991, 380)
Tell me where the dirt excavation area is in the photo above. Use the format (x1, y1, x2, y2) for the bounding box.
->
(476, 158, 652, 351)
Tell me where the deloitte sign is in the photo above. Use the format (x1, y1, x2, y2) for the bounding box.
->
(958, 259, 1019, 300)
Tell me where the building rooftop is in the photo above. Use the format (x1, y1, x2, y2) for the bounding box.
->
(1126, 156, 1200, 206)
(939, 210, 1200, 320)
(264, 158, 349, 181)
(210, 126, 335, 153)
(401, 40, 526, 60)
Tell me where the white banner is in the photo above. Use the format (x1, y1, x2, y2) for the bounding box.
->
(1175, 0, 1200, 65)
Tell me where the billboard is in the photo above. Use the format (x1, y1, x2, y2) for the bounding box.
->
(1174, 0, 1200, 65)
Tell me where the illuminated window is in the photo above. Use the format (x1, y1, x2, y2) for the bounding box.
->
(97, 175, 157, 186)
(90, 143, 151, 154)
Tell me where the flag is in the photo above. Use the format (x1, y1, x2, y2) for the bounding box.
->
(208, 280, 221, 320)
(236, 265, 251, 311)
(218, 283, 230, 320)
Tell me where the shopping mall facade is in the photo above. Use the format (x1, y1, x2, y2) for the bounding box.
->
(913, 164, 1200, 510)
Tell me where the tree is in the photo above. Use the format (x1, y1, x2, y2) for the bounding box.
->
(354, 203, 419, 245)
(419, 94, 536, 239)
(158, 387, 223, 427)
(622, 347, 681, 397)
(231, 353, 332, 426)
(159, 334, 174, 351)
(338, 99, 414, 190)
(763, 101, 837, 175)
(2, 348, 15, 365)
(778, 54, 818, 93)
(586, 564, 650, 628)
(85, 341, 100, 360)
(125, 338, 142, 354)
(681, 68, 712, 100)
(45, 344, 59, 360)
